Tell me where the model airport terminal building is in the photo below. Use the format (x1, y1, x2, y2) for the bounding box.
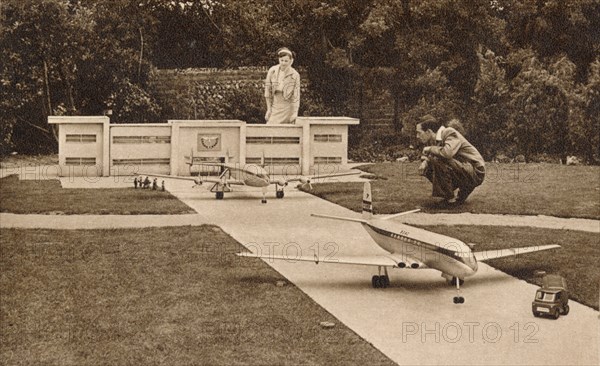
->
(48, 116, 359, 177)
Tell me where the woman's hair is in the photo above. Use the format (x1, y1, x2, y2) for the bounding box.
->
(277, 47, 295, 59)
(446, 118, 465, 135)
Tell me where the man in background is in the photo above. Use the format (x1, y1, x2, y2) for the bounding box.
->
(416, 115, 485, 205)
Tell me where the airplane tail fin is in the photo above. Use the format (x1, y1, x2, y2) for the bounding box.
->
(362, 182, 373, 220)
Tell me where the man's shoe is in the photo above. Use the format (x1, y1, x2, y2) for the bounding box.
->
(456, 187, 474, 204)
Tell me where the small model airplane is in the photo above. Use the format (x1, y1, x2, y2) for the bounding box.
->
(138, 149, 359, 203)
(237, 182, 561, 303)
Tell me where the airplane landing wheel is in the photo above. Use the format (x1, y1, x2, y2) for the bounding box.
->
(381, 275, 390, 288)
(276, 190, 284, 199)
(453, 296, 465, 304)
(372, 275, 389, 288)
(261, 198, 267, 204)
(216, 191, 224, 200)
(450, 277, 464, 286)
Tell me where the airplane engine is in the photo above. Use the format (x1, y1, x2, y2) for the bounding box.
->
(299, 177, 313, 190)
(389, 253, 420, 269)
(276, 179, 288, 187)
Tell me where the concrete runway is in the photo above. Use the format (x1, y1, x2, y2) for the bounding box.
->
(2, 174, 598, 365)
(161, 179, 599, 366)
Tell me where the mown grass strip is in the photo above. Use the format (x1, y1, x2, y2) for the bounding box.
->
(0, 226, 396, 366)
(306, 162, 600, 219)
(0, 175, 194, 215)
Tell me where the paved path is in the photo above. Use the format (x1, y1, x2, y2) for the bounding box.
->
(2, 179, 598, 366)
(2, 211, 598, 233)
(165, 182, 600, 366)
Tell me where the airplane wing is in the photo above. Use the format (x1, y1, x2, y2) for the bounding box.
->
(137, 172, 198, 182)
(137, 172, 245, 185)
(284, 171, 361, 184)
(236, 252, 428, 268)
(473, 244, 561, 262)
(380, 208, 421, 221)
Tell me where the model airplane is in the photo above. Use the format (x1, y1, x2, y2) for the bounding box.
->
(138, 150, 359, 203)
(237, 182, 561, 303)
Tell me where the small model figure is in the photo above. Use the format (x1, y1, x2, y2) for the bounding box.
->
(152, 178, 158, 190)
(143, 176, 151, 189)
(133, 177, 138, 189)
(161, 180, 166, 191)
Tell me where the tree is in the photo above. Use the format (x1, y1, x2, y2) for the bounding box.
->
(569, 60, 600, 162)
(1, 0, 79, 153)
(501, 0, 600, 81)
(470, 49, 511, 160)
(0, 0, 161, 153)
(352, 0, 505, 134)
(506, 49, 573, 160)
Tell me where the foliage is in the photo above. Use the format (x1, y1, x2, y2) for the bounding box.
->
(0, 0, 160, 154)
(506, 51, 569, 159)
(109, 79, 162, 123)
(2, 0, 600, 162)
(470, 49, 511, 160)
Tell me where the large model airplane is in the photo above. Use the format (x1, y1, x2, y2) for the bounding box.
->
(139, 151, 359, 203)
(237, 182, 561, 303)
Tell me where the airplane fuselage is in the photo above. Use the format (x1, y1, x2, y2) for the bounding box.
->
(362, 218, 478, 279)
(221, 164, 271, 187)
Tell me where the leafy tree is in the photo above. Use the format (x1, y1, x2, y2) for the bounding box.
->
(1, 0, 79, 153)
(569, 60, 600, 162)
(470, 49, 511, 160)
(352, 0, 505, 134)
(506, 49, 573, 160)
(0, 0, 161, 153)
(500, 0, 600, 81)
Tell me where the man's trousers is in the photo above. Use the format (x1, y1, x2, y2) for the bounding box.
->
(423, 156, 485, 200)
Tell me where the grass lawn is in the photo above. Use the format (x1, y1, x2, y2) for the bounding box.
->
(0, 226, 395, 366)
(416, 225, 599, 311)
(0, 175, 195, 214)
(306, 162, 600, 219)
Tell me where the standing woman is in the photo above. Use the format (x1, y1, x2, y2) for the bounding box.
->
(264, 47, 301, 124)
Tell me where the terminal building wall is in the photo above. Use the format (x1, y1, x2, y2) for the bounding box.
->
(49, 116, 359, 177)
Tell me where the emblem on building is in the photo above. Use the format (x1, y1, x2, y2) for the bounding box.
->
(198, 134, 221, 151)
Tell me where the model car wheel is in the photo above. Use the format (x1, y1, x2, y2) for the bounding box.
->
(532, 311, 540, 317)
(552, 311, 559, 319)
(562, 305, 570, 315)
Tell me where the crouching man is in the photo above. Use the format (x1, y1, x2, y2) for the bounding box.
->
(416, 115, 485, 205)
